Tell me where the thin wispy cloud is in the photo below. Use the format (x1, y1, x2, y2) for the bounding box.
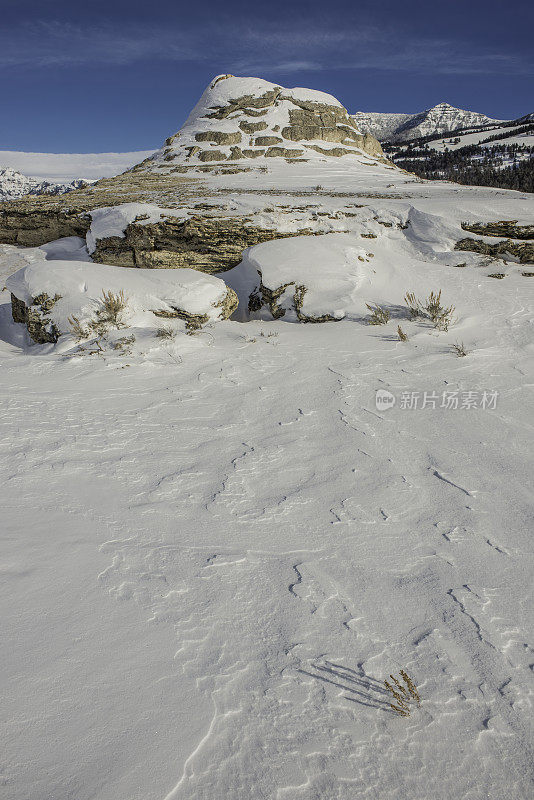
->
(0, 20, 531, 78)
(0, 21, 202, 67)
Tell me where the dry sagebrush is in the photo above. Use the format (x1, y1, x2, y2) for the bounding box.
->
(69, 289, 129, 341)
(384, 670, 421, 717)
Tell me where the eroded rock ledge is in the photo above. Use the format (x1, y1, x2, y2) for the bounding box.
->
(0, 206, 90, 246)
(455, 237, 534, 264)
(0, 171, 198, 247)
(92, 216, 315, 273)
(461, 221, 534, 240)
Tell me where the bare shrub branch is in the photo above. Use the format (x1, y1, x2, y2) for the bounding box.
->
(451, 341, 468, 357)
(366, 304, 390, 325)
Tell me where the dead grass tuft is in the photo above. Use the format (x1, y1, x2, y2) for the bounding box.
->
(68, 315, 90, 341)
(424, 290, 455, 330)
(384, 670, 421, 717)
(68, 289, 129, 341)
(404, 289, 455, 331)
(366, 304, 390, 325)
(156, 326, 177, 340)
(93, 290, 128, 331)
(404, 291, 421, 319)
(451, 341, 468, 357)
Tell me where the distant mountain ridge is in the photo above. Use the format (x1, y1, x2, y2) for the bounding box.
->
(0, 150, 156, 183)
(0, 150, 156, 202)
(352, 102, 504, 142)
(377, 103, 534, 193)
(0, 167, 93, 202)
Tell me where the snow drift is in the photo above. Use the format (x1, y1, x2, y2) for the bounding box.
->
(6, 260, 238, 345)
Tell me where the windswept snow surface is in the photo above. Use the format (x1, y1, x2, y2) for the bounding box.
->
(1, 165, 534, 800)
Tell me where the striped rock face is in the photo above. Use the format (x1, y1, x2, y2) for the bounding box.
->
(137, 74, 385, 170)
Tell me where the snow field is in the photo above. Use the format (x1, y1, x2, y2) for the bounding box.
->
(0, 155, 533, 799)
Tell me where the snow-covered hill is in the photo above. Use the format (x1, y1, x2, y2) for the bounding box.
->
(383, 114, 534, 190)
(351, 102, 534, 190)
(139, 74, 383, 171)
(352, 102, 503, 142)
(425, 121, 534, 154)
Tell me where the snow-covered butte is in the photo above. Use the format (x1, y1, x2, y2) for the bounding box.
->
(141, 74, 385, 169)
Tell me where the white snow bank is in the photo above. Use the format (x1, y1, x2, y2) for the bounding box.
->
(0, 238, 90, 289)
(233, 213, 479, 323)
(404, 207, 461, 255)
(41, 236, 92, 262)
(239, 233, 399, 320)
(6, 260, 233, 340)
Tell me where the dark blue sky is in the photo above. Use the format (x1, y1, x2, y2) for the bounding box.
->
(1, 0, 532, 152)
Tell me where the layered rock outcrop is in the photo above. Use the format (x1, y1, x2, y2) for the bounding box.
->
(456, 220, 534, 263)
(10, 291, 62, 343)
(91, 215, 315, 273)
(461, 221, 534, 240)
(0, 205, 90, 245)
(455, 237, 534, 263)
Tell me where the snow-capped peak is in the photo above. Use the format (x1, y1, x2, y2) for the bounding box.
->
(352, 102, 504, 142)
(0, 167, 40, 200)
(0, 166, 93, 201)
